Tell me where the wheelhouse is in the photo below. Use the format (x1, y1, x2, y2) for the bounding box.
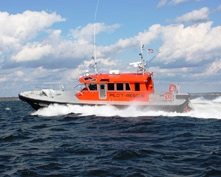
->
(75, 72, 154, 102)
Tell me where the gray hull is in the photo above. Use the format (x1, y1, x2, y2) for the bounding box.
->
(19, 89, 191, 113)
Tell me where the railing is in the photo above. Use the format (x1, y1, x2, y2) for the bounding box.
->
(73, 84, 85, 92)
(33, 82, 77, 92)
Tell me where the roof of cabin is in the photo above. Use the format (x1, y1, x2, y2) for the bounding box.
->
(79, 72, 153, 83)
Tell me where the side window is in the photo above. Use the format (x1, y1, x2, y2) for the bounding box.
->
(108, 83, 115, 91)
(125, 83, 130, 91)
(116, 83, 124, 91)
(135, 83, 140, 91)
(88, 84, 97, 91)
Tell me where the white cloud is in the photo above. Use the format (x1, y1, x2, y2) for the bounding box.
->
(176, 7, 210, 23)
(0, 11, 65, 45)
(71, 23, 120, 42)
(204, 60, 221, 76)
(151, 66, 192, 77)
(155, 22, 221, 64)
(0, 76, 7, 83)
(105, 20, 221, 69)
(12, 43, 53, 62)
(107, 24, 161, 53)
(7, 22, 120, 64)
(157, 0, 168, 8)
(157, 0, 204, 7)
(70, 57, 117, 78)
(217, 5, 221, 11)
(170, 0, 189, 5)
(0, 10, 65, 66)
(15, 70, 24, 77)
(32, 66, 48, 77)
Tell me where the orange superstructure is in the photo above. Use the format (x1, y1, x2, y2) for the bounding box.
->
(75, 72, 154, 102)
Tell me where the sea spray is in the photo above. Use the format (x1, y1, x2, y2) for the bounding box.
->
(32, 97, 221, 119)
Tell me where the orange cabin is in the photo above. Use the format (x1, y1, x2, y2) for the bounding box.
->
(75, 72, 154, 102)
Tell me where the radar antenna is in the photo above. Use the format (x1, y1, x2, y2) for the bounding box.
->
(129, 44, 146, 74)
(129, 45, 154, 74)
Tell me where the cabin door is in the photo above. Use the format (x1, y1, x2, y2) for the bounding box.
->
(99, 84, 106, 99)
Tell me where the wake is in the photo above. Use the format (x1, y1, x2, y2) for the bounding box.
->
(32, 97, 221, 119)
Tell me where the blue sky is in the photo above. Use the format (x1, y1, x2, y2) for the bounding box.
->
(0, 0, 221, 96)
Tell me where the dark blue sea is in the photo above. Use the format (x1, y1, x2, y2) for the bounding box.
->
(1, 95, 221, 177)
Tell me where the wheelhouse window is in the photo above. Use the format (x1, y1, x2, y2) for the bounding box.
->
(125, 83, 131, 91)
(84, 77, 92, 81)
(88, 84, 97, 91)
(108, 83, 114, 91)
(116, 83, 124, 91)
(135, 83, 140, 91)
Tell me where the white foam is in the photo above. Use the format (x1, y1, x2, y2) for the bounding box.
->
(32, 97, 221, 119)
(213, 96, 221, 103)
(5, 107, 11, 111)
(188, 96, 221, 119)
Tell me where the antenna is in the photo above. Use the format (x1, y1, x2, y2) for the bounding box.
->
(129, 45, 154, 74)
(129, 44, 147, 74)
(139, 44, 146, 74)
(92, 0, 100, 74)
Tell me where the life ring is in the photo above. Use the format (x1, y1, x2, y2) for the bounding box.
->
(164, 92, 173, 101)
(169, 84, 177, 93)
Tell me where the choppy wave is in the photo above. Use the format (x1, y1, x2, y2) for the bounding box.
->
(1, 100, 221, 177)
(32, 96, 221, 119)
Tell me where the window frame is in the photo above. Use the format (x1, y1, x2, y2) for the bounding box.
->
(107, 83, 115, 91)
(135, 83, 140, 91)
(87, 83, 97, 91)
(116, 83, 124, 91)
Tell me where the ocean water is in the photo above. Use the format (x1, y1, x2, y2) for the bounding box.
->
(0, 96, 221, 177)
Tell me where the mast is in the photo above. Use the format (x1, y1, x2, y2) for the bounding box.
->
(139, 44, 146, 74)
(92, 0, 100, 74)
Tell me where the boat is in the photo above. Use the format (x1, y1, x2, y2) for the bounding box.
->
(19, 46, 192, 113)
